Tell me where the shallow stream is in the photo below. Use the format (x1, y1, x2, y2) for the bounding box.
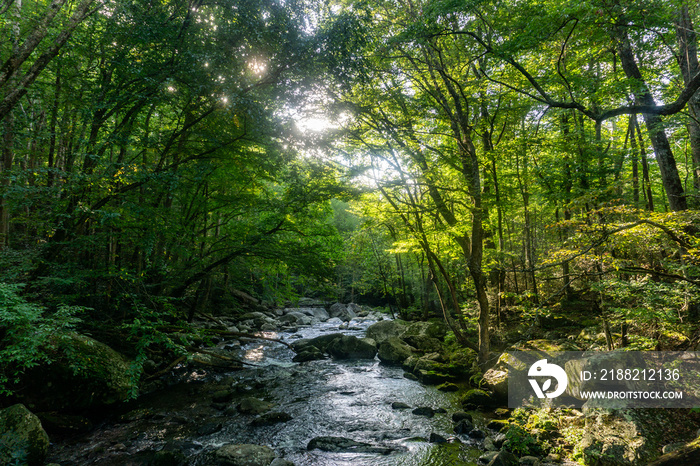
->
(49, 318, 486, 465)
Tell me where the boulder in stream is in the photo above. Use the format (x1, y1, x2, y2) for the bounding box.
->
(213, 443, 276, 466)
(377, 337, 415, 365)
(328, 303, 357, 322)
(307, 436, 393, 454)
(0, 404, 50, 466)
(326, 335, 377, 360)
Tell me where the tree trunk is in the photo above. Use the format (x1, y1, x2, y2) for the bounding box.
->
(613, 23, 687, 211)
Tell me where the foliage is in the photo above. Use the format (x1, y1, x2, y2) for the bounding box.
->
(0, 283, 86, 396)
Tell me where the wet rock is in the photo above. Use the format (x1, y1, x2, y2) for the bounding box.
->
(403, 372, 418, 381)
(437, 382, 459, 392)
(328, 303, 357, 322)
(292, 349, 325, 363)
(250, 411, 292, 426)
(429, 433, 448, 443)
(468, 428, 485, 439)
(150, 449, 187, 466)
(280, 312, 312, 326)
(0, 404, 50, 466)
(461, 389, 499, 409)
(416, 369, 455, 385)
(270, 459, 295, 466)
(214, 443, 276, 466)
(307, 436, 393, 454)
(20, 332, 133, 411)
(291, 333, 344, 353)
(326, 335, 377, 360)
(434, 407, 447, 414)
(452, 412, 473, 423)
(326, 317, 344, 325)
(487, 449, 519, 466)
(378, 337, 415, 365)
(454, 418, 474, 435)
(519, 456, 541, 466)
(412, 407, 435, 417)
(197, 422, 223, 435)
(237, 397, 273, 415)
(212, 389, 235, 403)
(392, 402, 411, 410)
(494, 408, 510, 418)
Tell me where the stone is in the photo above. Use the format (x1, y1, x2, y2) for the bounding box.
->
(469, 428, 486, 439)
(437, 382, 459, 392)
(412, 407, 435, 417)
(237, 397, 273, 415)
(462, 389, 499, 408)
(0, 404, 50, 466)
(482, 352, 532, 402)
(212, 389, 235, 403)
(579, 409, 683, 465)
(307, 436, 393, 454)
(402, 334, 443, 353)
(270, 459, 295, 466)
(454, 418, 474, 435)
(429, 433, 448, 443)
(214, 443, 276, 466)
(366, 319, 409, 345)
(452, 412, 473, 423)
(403, 372, 419, 381)
(487, 449, 519, 466)
(484, 436, 498, 451)
(519, 456, 541, 466)
(326, 335, 377, 360)
(292, 349, 325, 363)
(328, 303, 357, 322)
(478, 451, 499, 465)
(197, 422, 223, 435)
(377, 337, 414, 365)
(291, 333, 344, 354)
(487, 419, 509, 432)
(20, 333, 133, 411)
(391, 402, 411, 410)
(250, 412, 292, 427)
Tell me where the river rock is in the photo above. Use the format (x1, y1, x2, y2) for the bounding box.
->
(328, 303, 357, 321)
(518, 456, 541, 466)
(392, 402, 411, 410)
(250, 411, 292, 426)
(214, 443, 276, 466)
(412, 406, 435, 417)
(403, 334, 443, 353)
(237, 397, 273, 415)
(20, 332, 133, 411)
(378, 337, 415, 365)
(461, 389, 499, 409)
(429, 433, 448, 443)
(270, 459, 295, 466)
(297, 307, 330, 321)
(307, 436, 393, 454)
(452, 411, 473, 423)
(454, 418, 474, 434)
(326, 335, 377, 359)
(291, 333, 344, 353)
(292, 348, 325, 363)
(366, 319, 409, 345)
(279, 312, 312, 326)
(0, 404, 50, 466)
(487, 449, 519, 466)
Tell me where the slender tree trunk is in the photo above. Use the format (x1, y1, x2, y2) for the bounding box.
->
(613, 23, 687, 211)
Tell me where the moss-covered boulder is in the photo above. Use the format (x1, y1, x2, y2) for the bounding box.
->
(0, 404, 50, 466)
(21, 333, 133, 412)
(327, 335, 377, 360)
(579, 409, 694, 465)
(378, 337, 415, 365)
(366, 320, 409, 345)
(461, 389, 500, 409)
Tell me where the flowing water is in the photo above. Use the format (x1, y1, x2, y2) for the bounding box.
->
(49, 318, 486, 465)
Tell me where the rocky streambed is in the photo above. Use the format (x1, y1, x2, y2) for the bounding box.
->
(45, 306, 495, 465)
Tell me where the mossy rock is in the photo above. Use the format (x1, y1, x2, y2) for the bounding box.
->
(461, 389, 499, 409)
(366, 320, 409, 345)
(21, 333, 133, 412)
(378, 337, 415, 365)
(417, 370, 456, 385)
(0, 404, 49, 466)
